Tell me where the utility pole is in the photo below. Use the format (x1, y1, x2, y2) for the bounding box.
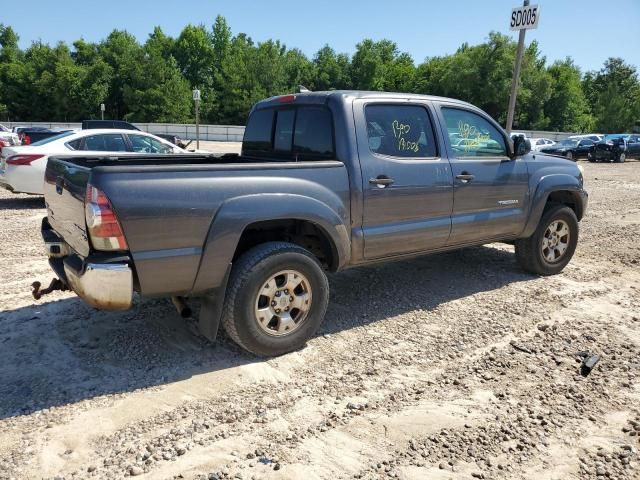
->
(505, 1, 540, 134)
(100, 103, 105, 121)
(193, 89, 201, 149)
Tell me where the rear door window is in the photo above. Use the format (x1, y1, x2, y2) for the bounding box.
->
(82, 133, 128, 152)
(365, 104, 437, 158)
(273, 109, 295, 153)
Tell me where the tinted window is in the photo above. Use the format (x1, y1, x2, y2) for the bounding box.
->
(66, 138, 82, 150)
(442, 108, 507, 157)
(129, 134, 173, 153)
(243, 109, 274, 153)
(82, 134, 128, 152)
(579, 140, 594, 146)
(30, 131, 75, 146)
(274, 109, 295, 152)
(294, 107, 334, 159)
(365, 105, 437, 158)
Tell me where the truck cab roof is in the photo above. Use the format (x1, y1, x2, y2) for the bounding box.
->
(254, 90, 477, 110)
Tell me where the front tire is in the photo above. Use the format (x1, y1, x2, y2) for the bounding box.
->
(221, 242, 329, 356)
(615, 152, 626, 163)
(515, 204, 579, 276)
(566, 151, 574, 161)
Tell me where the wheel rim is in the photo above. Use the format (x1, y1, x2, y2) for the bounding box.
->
(620, 153, 625, 162)
(566, 152, 573, 160)
(254, 270, 312, 336)
(541, 220, 570, 263)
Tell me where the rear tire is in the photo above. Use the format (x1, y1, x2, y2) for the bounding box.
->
(515, 204, 579, 276)
(221, 242, 329, 356)
(566, 151, 574, 161)
(615, 152, 626, 163)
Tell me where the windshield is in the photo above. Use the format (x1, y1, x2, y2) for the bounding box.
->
(30, 131, 76, 146)
(558, 139, 578, 147)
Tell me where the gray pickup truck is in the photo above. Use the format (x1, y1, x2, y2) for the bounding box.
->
(41, 91, 588, 356)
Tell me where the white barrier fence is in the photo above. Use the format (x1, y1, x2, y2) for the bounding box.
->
(2, 122, 246, 142)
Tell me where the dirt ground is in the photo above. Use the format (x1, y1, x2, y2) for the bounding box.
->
(0, 159, 638, 480)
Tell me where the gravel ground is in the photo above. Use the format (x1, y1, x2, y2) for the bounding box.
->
(0, 159, 638, 480)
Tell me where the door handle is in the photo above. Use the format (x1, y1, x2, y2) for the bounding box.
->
(455, 173, 475, 183)
(369, 176, 395, 188)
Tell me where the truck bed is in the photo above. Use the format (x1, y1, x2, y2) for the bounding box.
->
(44, 153, 350, 298)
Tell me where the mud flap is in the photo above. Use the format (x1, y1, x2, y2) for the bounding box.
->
(197, 263, 232, 343)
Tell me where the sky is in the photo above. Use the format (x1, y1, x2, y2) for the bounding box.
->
(3, 0, 639, 73)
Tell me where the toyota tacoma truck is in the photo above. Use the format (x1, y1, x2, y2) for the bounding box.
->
(40, 91, 588, 356)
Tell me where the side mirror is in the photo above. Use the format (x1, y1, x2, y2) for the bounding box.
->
(511, 135, 531, 158)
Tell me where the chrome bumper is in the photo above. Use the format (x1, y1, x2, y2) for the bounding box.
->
(63, 262, 133, 310)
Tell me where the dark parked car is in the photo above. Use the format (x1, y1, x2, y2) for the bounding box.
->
(589, 134, 640, 163)
(41, 91, 587, 356)
(539, 138, 595, 161)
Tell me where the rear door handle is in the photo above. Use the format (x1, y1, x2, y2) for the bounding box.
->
(369, 176, 395, 188)
(455, 173, 475, 183)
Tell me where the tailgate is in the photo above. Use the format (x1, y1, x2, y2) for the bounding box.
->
(43, 158, 91, 257)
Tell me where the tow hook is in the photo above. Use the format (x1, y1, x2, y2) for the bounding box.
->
(31, 278, 68, 300)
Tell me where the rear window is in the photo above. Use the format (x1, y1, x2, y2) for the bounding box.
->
(243, 109, 274, 154)
(243, 106, 335, 161)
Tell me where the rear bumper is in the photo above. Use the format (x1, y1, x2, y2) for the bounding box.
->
(63, 261, 133, 310)
(42, 218, 134, 310)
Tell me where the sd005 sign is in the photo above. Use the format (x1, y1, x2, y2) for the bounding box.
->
(510, 4, 540, 31)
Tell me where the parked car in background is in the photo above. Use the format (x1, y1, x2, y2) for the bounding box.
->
(529, 137, 555, 151)
(0, 124, 20, 147)
(539, 137, 595, 161)
(83, 119, 184, 146)
(590, 134, 640, 163)
(568, 134, 603, 143)
(0, 129, 187, 195)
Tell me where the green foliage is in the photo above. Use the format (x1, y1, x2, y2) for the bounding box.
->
(583, 58, 640, 133)
(0, 19, 637, 132)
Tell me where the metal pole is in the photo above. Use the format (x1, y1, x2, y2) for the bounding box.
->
(195, 100, 200, 149)
(506, 0, 529, 135)
(101, 110, 104, 121)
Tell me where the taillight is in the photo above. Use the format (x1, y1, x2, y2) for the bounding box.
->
(6, 154, 45, 165)
(85, 184, 128, 251)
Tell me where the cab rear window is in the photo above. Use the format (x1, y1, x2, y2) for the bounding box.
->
(243, 106, 335, 161)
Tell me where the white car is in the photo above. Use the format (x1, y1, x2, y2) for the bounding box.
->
(0, 124, 20, 147)
(0, 129, 188, 195)
(568, 134, 604, 142)
(530, 137, 556, 151)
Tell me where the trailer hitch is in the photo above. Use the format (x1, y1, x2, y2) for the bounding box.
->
(31, 278, 68, 300)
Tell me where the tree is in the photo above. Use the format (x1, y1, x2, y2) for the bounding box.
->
(312, 45, 351, 91)
(583, 58, 640, 133)
(545, 59, 593, 132)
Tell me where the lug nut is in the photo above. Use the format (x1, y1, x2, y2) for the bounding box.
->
(290, 296, 294, 301)
(284, 289, 289, 294)
(271, 301, 276, 306)
(285, 307, 289, 311)
(275, 308, 281, 313)
(275, 291, 281, 297)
